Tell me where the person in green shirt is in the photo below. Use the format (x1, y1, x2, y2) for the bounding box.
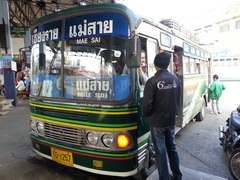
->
(209, 74, 225, 114)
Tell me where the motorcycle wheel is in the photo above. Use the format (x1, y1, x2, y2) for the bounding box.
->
(228, 148, 240, 180)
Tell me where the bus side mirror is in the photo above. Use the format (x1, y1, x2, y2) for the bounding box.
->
(126, 38, 141, 68)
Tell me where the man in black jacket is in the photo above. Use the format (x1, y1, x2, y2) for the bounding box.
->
(143, 52, 182, 180)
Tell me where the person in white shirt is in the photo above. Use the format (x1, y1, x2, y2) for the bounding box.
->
(138, 50, 148, 85)
(0, 72, 4, 95)
(16, 78, 26, 91)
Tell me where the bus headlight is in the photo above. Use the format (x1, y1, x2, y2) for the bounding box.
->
(36, 122, 44, 135)
(87, 131, 98, 145)
(30, 120, 36, 131)
(102, 133, 114, 147)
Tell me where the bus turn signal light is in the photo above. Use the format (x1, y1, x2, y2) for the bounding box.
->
(117, 134, 131, 148)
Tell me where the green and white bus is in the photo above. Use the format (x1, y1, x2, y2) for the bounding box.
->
(29, 3, 211, 179)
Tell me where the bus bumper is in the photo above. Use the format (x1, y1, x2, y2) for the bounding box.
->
(30, 136, 138, 177)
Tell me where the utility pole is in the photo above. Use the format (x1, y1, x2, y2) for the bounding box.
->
(0, 0, 17, 106)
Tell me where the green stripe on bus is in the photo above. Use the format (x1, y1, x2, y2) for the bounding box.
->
(31, 113, 137, 128)
(30, 101, 137, 112)
(138, 138, 148, 148)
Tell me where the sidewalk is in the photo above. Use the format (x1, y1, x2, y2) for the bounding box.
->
(0, 95, 28, 116)
(147, 166, 228, 180)
(0, 96, 13, 116)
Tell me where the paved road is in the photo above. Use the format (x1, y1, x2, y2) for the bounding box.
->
(148, 80, 240, 180)
(0, 81, 239, 180)
(178, 80, 240, 180)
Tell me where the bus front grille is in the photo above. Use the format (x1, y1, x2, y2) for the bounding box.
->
(45, 123, 84, 146)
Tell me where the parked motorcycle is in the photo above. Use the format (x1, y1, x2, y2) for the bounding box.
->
(219, 105, 240, 180)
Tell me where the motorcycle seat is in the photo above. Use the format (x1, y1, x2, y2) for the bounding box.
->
(231, 111, 240, 131)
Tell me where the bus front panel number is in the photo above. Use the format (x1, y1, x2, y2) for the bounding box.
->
(51, 148, 73, 167)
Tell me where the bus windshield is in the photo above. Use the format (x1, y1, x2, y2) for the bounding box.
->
(31, 13, 130, 102)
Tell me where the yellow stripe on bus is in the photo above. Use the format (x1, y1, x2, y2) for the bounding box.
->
(30, 103, 137, 115)
(31, 115, 137, 131)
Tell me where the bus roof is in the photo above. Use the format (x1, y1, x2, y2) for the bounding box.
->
(31, 3, 209, 55)
(32, 3, 140, 27)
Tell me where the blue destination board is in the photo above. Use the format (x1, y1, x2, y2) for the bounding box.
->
(31, 20, 62, 44)
(65, 13, 129, 39)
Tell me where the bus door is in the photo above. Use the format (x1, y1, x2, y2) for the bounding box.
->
(173, 46, 184, 128)
(138, 37, 159, 135)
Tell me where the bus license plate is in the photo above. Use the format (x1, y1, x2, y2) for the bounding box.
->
(51, 148, 73, 167)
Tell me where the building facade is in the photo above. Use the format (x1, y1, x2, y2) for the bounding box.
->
(194, 4, 240, 80)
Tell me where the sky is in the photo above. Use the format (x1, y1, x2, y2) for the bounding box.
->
(122, 0, 240, 30)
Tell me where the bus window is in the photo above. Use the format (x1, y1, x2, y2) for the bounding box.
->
(190, 46, 196, 55)
(139, 49, 148, 85)
(204, 61, 208, 73)
(189, 57, 195, 73)
(147, 39, 158, 78)
(31, 41, 62, 98)
(196, 62, 200, 74)
(173, 46, 183, 76)
(173, 52, 180, 76)
(160, 33, 171, 48)
(183, 56, 190, 74)
(183, 43, 190, 54)
(200, 51, 204, 58)
(200, 61, 205, 73)
(196, 49, 200, 57)
(63, 36, 130, 101)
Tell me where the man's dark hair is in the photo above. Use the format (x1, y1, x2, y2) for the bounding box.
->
(213, 74, 218, 79)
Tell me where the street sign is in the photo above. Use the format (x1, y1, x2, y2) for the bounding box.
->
(10, 27, 26, 35)
(2, 54, 12, 68)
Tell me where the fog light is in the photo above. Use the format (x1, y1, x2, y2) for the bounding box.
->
(35, 143, 40, 150)
(93, 160, 103, 168)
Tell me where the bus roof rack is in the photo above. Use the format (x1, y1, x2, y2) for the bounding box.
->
(160, 19, 199, 43)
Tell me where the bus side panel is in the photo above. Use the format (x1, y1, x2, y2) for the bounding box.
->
(181, 74, 208, 126)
